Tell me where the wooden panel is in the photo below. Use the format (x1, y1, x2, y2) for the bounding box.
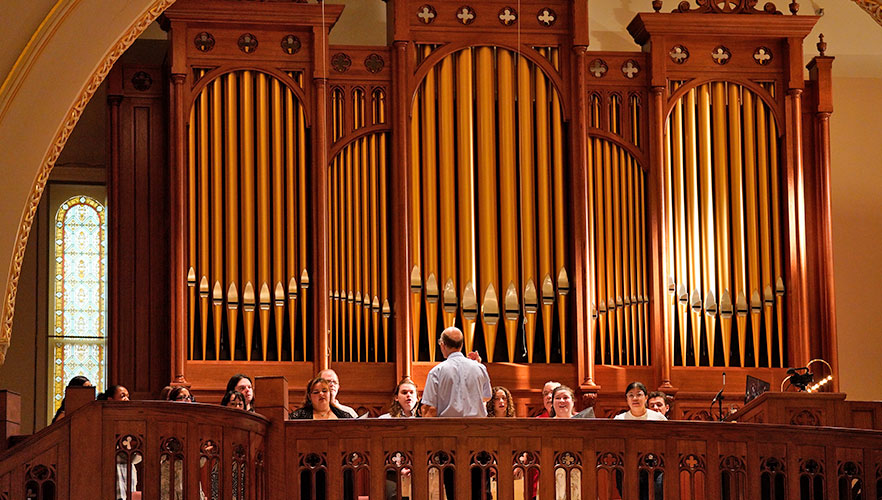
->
(107, 63, 171, 399)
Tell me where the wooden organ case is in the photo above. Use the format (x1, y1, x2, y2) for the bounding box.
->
(116, 0, 839, 416)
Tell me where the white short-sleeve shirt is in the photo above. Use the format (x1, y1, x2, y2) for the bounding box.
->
(421, 352, 492, 417)
(614, 409, 667, 420)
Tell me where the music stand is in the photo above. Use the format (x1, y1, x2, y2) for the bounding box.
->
(745, 375, 770, 404)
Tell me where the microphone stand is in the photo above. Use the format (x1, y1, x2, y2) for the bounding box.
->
(710, 372, 726, 422)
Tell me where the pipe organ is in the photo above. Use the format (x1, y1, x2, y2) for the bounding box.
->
(143, 0, 837, 414)
(186, 70, 311, 362)
(408, 46, 570, 364)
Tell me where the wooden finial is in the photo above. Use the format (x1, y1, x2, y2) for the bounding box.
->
(789, 1, 799, 14)
(817, 34, 827, 56)
(652, 0, 663, 12)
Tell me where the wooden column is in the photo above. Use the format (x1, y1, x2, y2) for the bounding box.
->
(107, 81, 122, 387)
(784, 36, 810, 367)
(807, 53, 838, 386)
(255, 376, 289, 500)
(650, 84, 673, 388)
(170, 70, 188, 385)
(571, 45, 596, 389)
(392, 40, 412, 380)
(645, 30, 674, 389)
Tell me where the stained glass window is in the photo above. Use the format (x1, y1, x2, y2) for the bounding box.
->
(49, 196, 107, 421)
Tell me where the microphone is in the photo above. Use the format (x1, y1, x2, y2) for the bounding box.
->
(712, 372, 726, 404)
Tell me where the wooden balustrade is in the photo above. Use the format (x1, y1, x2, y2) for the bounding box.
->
(285, 418, 882, 500)
(0, 393, 881, 499)
(0, 401, 267, 500)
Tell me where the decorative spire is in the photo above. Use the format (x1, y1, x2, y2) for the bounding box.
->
(817, 33, 827, 56)
(652, 0, 663, 12)
(789, 1, 799, 14)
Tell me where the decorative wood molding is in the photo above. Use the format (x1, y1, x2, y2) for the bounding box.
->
(852, 0, 882, 28)
(0, 0, 176, 364)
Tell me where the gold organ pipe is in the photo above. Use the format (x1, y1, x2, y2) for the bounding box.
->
(535, 50, 555, 363)
(354, 137, 363, 361)
(456, 49, 477, 354)
(662, 114, 672, 364)
(683, 88, 702, 366)
(742, 90, 762, 366)
(341, 148, 349, 362)
(379, 130, 390, 360)
(671, 84, 689, 365)
(438, 56, 458, 330)
(210, 78, 224, 359)
(594, 138, 609, 363)
(240, 70, 256, 361)
(587, 136, 600, 363)
(663, 115, 676, 366)
(271, 79, 285, 360)
(346, 144, 354, 361)
(728, 83, 748, 367)
(297, 101, 308, 360)
(517, 54, 537, 363)
(611, 146, 625, 364)
(756, 95, 775, 367)
(637, 166, 649, 364)
(369, 133, 380, 361)
(187, 102, 196, 360)
(497, 49, 519, 362)
(330, 155, 339, 360)
(225, 72, 240, 360)
(361, 137, 370, 361)
(712, 82, 733, 367)
(551, 49, 567, 363)
(256, 74, 271, 361)
(478, 46, 500, 361)
(198, 74, 210, 361)
(623, 153, 637, 364)
(421, 48, 440, 362)
(698, 84, 717, 365)
(409, 96, 423, 361)
(285, 88, 298, 362)
(602, 140, 617, 363)
(769, 110, 785, 367)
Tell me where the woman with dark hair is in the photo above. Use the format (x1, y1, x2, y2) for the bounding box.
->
(614, 381, 666, 420)
(486, 386, 516, 417)
(225, 374, 255, 412)
(168, 386, 195, 402)
(379, 377, 419, 418)
(289, 377, 353, 420)
(220, 390, 246, 410)
(550, 385, 576, 418)
(51, 375, 92, 423)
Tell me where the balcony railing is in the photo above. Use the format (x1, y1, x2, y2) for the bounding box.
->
(1, 382, 881, 500)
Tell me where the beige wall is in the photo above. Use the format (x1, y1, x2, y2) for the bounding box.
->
(1, 1, 881, 433)
(830, 76, 882, 401)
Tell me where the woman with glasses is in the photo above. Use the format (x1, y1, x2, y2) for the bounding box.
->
(220, 390, 246, 410)
(167, 387, 195, 402)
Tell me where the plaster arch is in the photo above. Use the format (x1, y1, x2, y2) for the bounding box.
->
(0, 0, 174, 363)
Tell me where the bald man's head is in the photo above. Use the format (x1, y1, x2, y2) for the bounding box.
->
(440, 327, 464, 350)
